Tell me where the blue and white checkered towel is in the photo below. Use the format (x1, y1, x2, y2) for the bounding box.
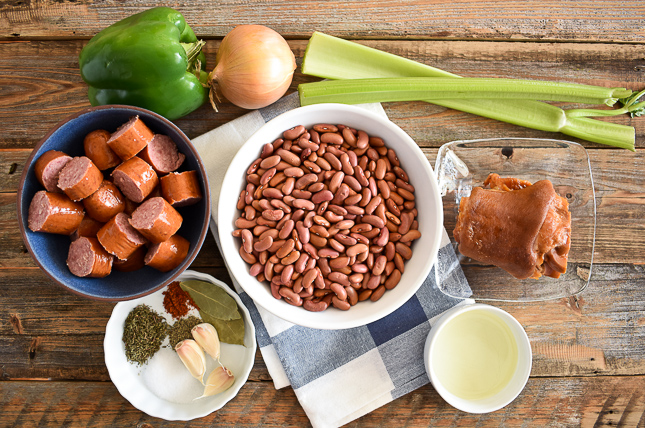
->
(192, 93, 473, 428)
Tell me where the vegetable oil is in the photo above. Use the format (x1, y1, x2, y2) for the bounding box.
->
(431, 309, 519, 400)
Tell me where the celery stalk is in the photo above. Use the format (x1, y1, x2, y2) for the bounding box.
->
(301, 32, 636, 151)
(299, 77, 631, 106)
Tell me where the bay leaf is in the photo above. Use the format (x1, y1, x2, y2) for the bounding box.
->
(202, 311, 246, 346)
(180, 280, 241, 321)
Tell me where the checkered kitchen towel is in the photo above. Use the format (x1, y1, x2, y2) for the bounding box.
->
(192, 93, 473, 428)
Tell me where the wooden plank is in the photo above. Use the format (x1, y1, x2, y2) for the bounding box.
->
(0, 376, 644, 427)
(0, 40, 643, 149)
(0, 267, 268, 382)
(3, 147, 643, 266)
(1, 1, 644, 43)
(0, 263, 644, 380)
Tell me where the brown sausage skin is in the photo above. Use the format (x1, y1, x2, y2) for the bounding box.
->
(111, 157, 159, 203)
(107, 116, 154, 161)
(123, 198, 140, 216)
(160, 171, 203, 207)
(67, 237, 113, 278)
(71, 216, 105, 241)
(28, 191, 84, 235)
(57, 157, 104, 201)
(129, 197, 183, 243)
(113, 245, 146, 272)
(97, 212, 148, 260)
(34, 150, 72, 193)
(84, 129, 121, 170)
(82, 180, 126, 222)
(144, 234, 190, 272)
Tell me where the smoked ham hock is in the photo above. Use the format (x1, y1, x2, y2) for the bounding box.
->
(453, 173, 571, 279)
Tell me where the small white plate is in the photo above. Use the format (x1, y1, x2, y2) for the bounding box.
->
(104, 270, 257, 421)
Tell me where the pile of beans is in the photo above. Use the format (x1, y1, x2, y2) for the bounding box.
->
(233, 124, 421, 312)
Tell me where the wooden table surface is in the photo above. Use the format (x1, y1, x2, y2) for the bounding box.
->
(1, 1, 644, 426)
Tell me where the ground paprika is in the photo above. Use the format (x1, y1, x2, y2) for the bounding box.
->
(163, 281, 199, 319)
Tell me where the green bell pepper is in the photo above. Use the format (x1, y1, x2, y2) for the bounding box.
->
(79, 7, 208, 120)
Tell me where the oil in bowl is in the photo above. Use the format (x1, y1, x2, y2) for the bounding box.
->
(424, 304, 532, 413)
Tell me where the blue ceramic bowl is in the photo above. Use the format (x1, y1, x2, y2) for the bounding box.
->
(17, 105, 211, 301)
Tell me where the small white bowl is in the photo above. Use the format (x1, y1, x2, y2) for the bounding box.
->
(104, 270, 257, 421)
(424, 303, 532, 413)
(218, 104, 443, 330)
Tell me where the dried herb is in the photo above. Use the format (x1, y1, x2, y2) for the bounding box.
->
(163, 281, 199, 319)
(168, 315, 202, 349)
(180, 280, 241, 321)
(123, 304, 168, 366)
(180, 280, 245, 345)
(207, 316, 245, 346)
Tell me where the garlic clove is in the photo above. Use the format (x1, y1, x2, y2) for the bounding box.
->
(191, 323, 221, 360)
(196, 366, 235, 399)
(175, 339, 206, 384)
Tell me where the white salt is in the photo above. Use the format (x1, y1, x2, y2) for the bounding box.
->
(141, 347, 204, 404)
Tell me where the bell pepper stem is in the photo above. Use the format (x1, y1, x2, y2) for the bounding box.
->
(182, 40, 206, 71)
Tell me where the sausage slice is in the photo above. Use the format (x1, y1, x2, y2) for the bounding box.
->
(113, 245, 147, 272)
(107, 116, 154, 161)
(160, 171, 203, 207)
(82, 180, 125, 222)
(71, 216, 105, 241)
(34, 150, 72, 193)
(57, 156, 103, 201)
(138, 134, 186, 174)
(97, 212, 147, 260)
(144, 234, 190, 272)
(84, 129, 121, 170)
(67, 237, 113, 278)
(129, 197, 183, 244)
(111, 157, 158, 203)
(28, 191, 84, 235)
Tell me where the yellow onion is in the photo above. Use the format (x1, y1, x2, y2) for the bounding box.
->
(208, 25, 297, 110)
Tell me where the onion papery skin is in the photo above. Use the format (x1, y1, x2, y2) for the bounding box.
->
(210, 25, 297, 110)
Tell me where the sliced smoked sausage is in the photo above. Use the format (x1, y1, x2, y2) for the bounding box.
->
(113, 245, 147, 272)
(57, 156, 103, 201)
(138, 134, 185, 174)
(123, 198, 140, 216)
(144, 233, 190, 272)
(111, 157, 158, 203)
(34, 150, 72, 192)
(160, 171, 203, 207)
(82, 180, 125, 222)
(83, 129, 120, 170)
(28, 191, 84, 235)
(129, 197, 182, 243)
(97, 212, 147, 260)
(107, 116, 154, 161)
(67, 237, 113, 278)
(71, 216, 105, 241)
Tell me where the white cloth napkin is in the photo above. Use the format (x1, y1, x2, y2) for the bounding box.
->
(192, 93, 472, 428)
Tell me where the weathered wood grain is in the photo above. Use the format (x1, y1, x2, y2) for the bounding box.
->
(1, 1, 644, 43)
(0, 267, 268, 382)
(3, 148, 643, 266)
(1, 376, 644, 427)
(0, 39, 643, 149)
(0, 263, 643, 381)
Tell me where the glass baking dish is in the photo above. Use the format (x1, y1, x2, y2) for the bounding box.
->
(434, 138, 596, 302)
